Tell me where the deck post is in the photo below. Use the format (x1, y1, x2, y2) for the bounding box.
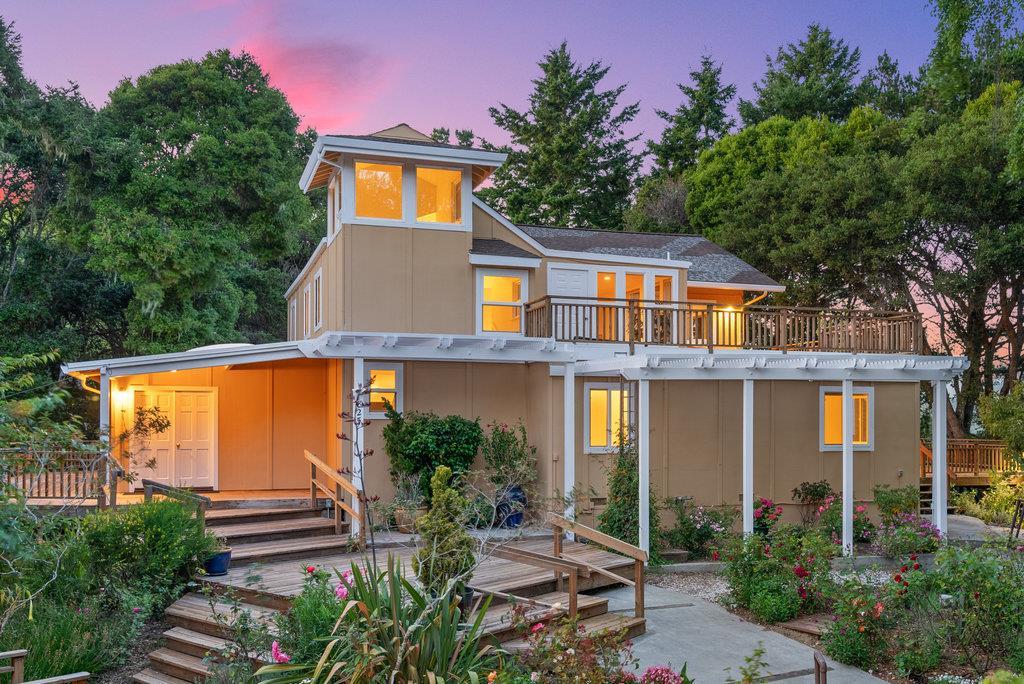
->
(563, 362, 576, 525)
(638, 378, 650, 560)
(931, 380, 948, 535)
(742, 379, 754, 536)
(351, 357, 364, 539)
(99, 367, 111, 510)
(841, 379, 854, 556)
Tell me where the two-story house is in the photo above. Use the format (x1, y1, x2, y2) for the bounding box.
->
(63, 124, 967, 555)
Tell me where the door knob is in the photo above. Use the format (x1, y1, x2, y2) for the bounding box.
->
(176, 443, 181, 448)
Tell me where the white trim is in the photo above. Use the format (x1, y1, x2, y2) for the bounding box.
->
(687, 280, 786, 293)
(563, 362, 576, 520)
(637, 378, 650, 559)
(285, 237, 327, 298)
(363, 361, 403, 419)
(819, 385, 875, 452)
(742, 379, 754, 536)
(351, 357, 364, 537)
(302, 284, 312, 339)
(841, 379, 854, 555)
(469, 253, 541, 268)
(583, 381, 628, 454)
(312, 269, 324, 332)
(475, 268, 529, 335)
(546, 262, 679, 301)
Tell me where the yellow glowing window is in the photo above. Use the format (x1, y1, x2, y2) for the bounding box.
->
(368, 368, 398, 414)
(416, 167, 462, 223)
(588, 386, 629, 450)
(480, 273, 524, 333)
(654, 275, 672, 302)
(625, 273, 644, 301)
(822, 392, 871, 446)
(355, 162, 403, 219)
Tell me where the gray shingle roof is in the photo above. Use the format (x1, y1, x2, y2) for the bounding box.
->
(470, 239, 539, 260)
(516, 225, 781, 288)
(326, 132, 494, 155)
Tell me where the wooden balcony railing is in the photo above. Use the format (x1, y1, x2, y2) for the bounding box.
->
(524, 296, 922, 354)
(921, 438, 1017, 479)
(1, 447, 122, 508)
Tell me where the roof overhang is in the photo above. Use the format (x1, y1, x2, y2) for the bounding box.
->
(572, 351, 970, 383)
(686, 280, 787, 293)
(300, 137, 508, 192)
(468, 253, 542, 269)
(62, 341, 314, 379)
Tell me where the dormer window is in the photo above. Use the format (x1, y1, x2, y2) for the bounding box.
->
(355, 161, 403, 219)
(416, 167, 462, 224)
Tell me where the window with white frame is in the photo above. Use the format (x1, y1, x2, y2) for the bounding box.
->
(585, 382, 630, 453)
(365, 363, 403, 417)
(476, 268, 527, 334)
(312, 269, 323, 331)
(819, 386, 874, 451)
(289, 298, 297, 340)
(416, 166, 462, 224)
(302, 284, 311, 339)
(354, 161, 403, 219)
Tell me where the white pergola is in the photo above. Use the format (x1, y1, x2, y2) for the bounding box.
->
(570, 351, 969, 557)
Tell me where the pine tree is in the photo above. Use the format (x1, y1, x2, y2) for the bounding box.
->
(430, 127, 477, 147)
(860, 51, 919, 118)
(739, 23, 863, 125)
(648, 54, 736, 177)
(478, 42, 641, 229)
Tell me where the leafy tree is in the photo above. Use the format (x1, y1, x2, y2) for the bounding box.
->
(478, 42, 641, 229)
(979, 383, 1024, 464)
(623, 175, 688, 233)
(648, 54, 736, 177)
(430, 127, 477, 147)
(739, 24, 864, 125)
(860, 51, 920, 118)
(64, 50, 315, 354)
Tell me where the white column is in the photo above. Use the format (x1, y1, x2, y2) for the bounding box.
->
(350, 357, 364, 537)
(842, 379, 855, 556)
(742, 379, 754, 536)
(99, 367, 111, 446)
(563, 362, 576, 521)
(638, 378, 651, 559)
(932, 380, 948, 535)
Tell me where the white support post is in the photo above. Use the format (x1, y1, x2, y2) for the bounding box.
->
(351, 357, 364, 538)
(638, 378, 651, 560)
(932, 380, 948, 535)
(563, 362, 576, 522)
(99, 367, 111, 447)
(842, 378, 855, 556)
(742, 379, 754, 536)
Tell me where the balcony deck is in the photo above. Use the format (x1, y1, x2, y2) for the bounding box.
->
(524, 296, 922, 354)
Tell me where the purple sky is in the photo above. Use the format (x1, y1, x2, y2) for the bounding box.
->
(6, 1, 937, 146)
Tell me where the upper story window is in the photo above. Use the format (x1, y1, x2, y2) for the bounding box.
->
(302, 284, 312, 339)
(477, 269, 527, 334)
(416, 167, 462, 224)
(820, 386, 874, 451)
(365, 363, 403, 418)
(355, 161, 403, 219)
(312, 269, 323, 331)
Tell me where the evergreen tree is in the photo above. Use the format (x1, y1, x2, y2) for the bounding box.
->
(430, 127, 477, 147)
(860, 51, 920, 118)
(478, 42, 641, 229)
(739, 24, 863, 125)
(648, 54, 736, 177)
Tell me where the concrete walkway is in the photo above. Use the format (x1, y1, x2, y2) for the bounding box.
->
(600, 584, 884, 683)
(947, 513, 1011, 543)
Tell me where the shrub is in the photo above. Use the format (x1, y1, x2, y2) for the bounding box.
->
(952, 474, 1021, 526)
(664, 500, 735, 559)
(750, 577, 801, 622)
(273, 567, 346, 665)
(872, 484, 920, 523)
(871, 513, 941, 557)
(816, 494, 875, 545)
(597, 440, 663, 565)
(413, 466, 476, 595)
(821, 576, 890, 668)
(752, 497, 783, 536)
(510, 610, 637, 683)
(382, 404, 483, 495)
(791, 480, 836, 524)
(892, 633, 942, 677)
(480, 420, 537, 491)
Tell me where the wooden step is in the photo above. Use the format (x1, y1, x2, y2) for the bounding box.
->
(162, 626, 231, 660)
(149, 648, 212, 681)
(164, 593, 279, 638)
(229, 533, 355, 565)
(205, 506, 325, 527)
(478, 591, 609, 644)
(132, 667, 192, 684)
(502, 612, 646, 652)
(207, 517, 338, 545)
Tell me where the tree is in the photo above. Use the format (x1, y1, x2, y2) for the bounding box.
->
(979, 383, 1024, 464)
(430, 127, 477, 147)
(739, 24, 864, 125)
(64, 50, 316, 354)
(623, 176, 688, 233)
(478, 42, 642, 229)
(648, 54, 736, 177)
(860, 51, 920, 118)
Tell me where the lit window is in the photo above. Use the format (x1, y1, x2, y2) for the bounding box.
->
(586, 383, 630, 452)
(477, 269, 527, 334)
(416, 167, 462, 223)
(654, 275, 672, 302)
(365, 363, 402, 417)
(313, 269, 323, 331)
(355, 162, 403, 219)
(820, 387, 874, 451)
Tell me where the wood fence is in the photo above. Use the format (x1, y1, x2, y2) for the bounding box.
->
(1, 447, 121, 508)
(920, 438, 1018, 481)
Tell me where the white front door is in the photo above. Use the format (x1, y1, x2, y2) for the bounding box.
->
(132, 388, 217, 490)
(549, 266, 591, 339)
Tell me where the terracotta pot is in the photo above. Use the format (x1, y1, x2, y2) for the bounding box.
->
(395, 506, 427, 534)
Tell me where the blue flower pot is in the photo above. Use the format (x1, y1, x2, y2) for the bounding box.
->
(497, 485, 527, 528)
(204, 548, 232, 576)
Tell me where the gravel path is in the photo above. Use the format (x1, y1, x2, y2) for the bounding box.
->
(646, 571, 730, 603)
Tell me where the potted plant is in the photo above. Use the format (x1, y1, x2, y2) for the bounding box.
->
(204, 538, 232, 576)
(481, 420, 537, 528)
(392, 473, 427, 534)
(412, 466, 476, 611)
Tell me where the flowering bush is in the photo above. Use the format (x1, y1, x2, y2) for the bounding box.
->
(872, 484, 920, 524)
(510, 609, 638, 684)
(821, 575, 891, 668)
(665, 500, 736, 558)
(816, 494, 875, 545)
(871, 513, 941, 557)
(752, 497, 783, 536)
(951, 473, 1021, 526)
(272, 566, 346, 664)
(640, 664, 693, 683)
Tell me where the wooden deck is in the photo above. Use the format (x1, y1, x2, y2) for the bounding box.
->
(204, 536, 635, 607)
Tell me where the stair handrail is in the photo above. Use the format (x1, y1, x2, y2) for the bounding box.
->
(548, 513, 646, 619)
(480, 542, 585, 618)
(304, 449, 365, 547)
(141, 479, 212, 524)
(1, 648, 89, 684)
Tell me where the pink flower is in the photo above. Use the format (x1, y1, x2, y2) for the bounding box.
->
(335, 584, 349, 600)
(754, 508, 763, 519)
(305, 565, 316, 574)
(530, 622, 545, 634)
(132, 607, 141, 614)
(855, 505, 866, 513)
(271, 641, 291, 664)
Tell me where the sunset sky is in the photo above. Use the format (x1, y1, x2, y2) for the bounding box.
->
(7, 1, 939, 145)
